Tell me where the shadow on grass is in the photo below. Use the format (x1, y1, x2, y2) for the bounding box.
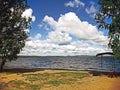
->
(89, 70, 120, 78)
(2, 68, 79, 73)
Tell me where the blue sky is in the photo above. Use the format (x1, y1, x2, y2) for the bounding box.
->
(28, 0, 98, 38)
(20, 0, 111, 56)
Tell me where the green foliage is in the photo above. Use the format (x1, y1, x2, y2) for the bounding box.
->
(0, 0, 31, 71)
(95, 0, 120, 59)
(115, 53, 120, 60)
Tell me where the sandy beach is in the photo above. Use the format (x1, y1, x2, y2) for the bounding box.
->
(0, 69, 120, 90)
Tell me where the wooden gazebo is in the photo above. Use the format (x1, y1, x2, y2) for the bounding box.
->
(96, 52, 115, 70)
(96, 52, 114, 57)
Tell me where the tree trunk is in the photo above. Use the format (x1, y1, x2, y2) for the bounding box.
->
(0, 59, 6, 72)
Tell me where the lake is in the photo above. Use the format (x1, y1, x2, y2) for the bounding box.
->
(4, 56, 120, 72)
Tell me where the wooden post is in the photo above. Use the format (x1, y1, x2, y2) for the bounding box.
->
(0, 32, 2, 39)
(101, 55, 103, 69)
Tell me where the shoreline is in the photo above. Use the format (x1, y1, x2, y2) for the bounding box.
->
(2, 68, 120, 77)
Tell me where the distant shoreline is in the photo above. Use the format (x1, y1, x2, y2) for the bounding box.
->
(0, 55, 114, 58)
(16, 55, 114, 59)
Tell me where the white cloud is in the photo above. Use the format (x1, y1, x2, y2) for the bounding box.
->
(34, 33, 41, 40)
(85, 5, 96, 14)
(85, 3, 97, 17)
(22, 8, 36, 22)
(28, 33, 41, 41)
(43, 16, 57, 26)
(65, 0, 85, 8)
(20, 12, 111, 56)
(46, 31, 72, 45)
(43, 12, 108, 47)
(21, 8, 35, 33)
(20, 37, 110, 56)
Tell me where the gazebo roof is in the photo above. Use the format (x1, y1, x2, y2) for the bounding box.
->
(96, 52, 114, 57)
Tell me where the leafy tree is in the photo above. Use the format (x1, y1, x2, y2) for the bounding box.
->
(0, 0, 32, 71)
(95, 0, 120, 59)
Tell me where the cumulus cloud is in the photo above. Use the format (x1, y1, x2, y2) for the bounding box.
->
(21, 38, 109, 56)
(46, 31, 72, 45)
(65, 0, 85, 8)
(43, 12, 108, 47)
(43, 16, 57, 26)
(33, 33, 41, 40)
(20, 12, 111, 56)
(22, 8, 36, 22)
(21, 8, 35, 33)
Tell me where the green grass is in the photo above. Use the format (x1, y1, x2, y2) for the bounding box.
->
(56, 72, 89, 78)
(22, 72, 89, 87)
(0, 82, 8, 89)
(0, 71, 89, 90)
(47, 80, 62, 86)
(45, 72, 87, 86)
(47, 78, 76, 86)
(22, 73, 50, 82)
(5, 80, 41, 90)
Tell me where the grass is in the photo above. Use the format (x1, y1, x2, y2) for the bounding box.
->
(47, 80, 62, 86)
(0, 82, 8, 89)
(0, 71, 89, 90)
(1, 70, 120, 90)
(5, 80, 41, 90)
(56, 72, 89, 78)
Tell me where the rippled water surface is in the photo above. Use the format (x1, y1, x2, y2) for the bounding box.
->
(5, 56, 120, 72)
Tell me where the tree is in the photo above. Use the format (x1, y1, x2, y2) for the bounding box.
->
(95, 0, 120, 59)
(0, 0, 32, 71)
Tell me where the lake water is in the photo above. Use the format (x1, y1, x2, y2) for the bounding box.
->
(4, 56, 120, 72)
